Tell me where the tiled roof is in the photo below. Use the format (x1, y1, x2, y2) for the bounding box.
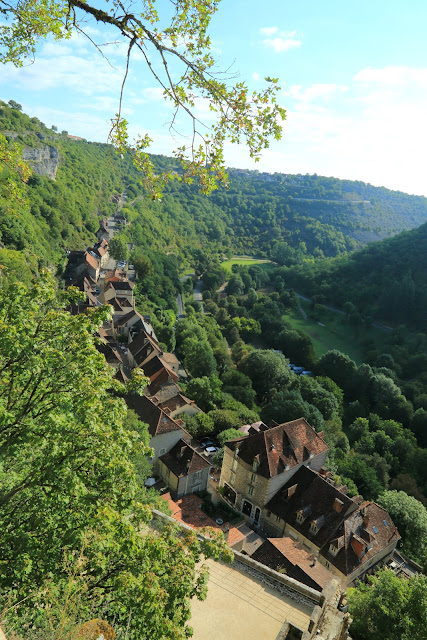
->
(115, 310, 143, 327)
(147, 370, 177, 396)
(142, 356, 178, 383)
(159, 439, 210, 477)
(265, 466, 356, 549)
(225, 418, 328, 479)
(106, 279, 134, 291)
(125, 394, 184, 437)
(96, 342, 123, 365)
(160, 352, 180, 368)
(252, 537, 334, 591)
(158, 393, 199, 413)
(321, 501, 400, 577)
(128, 329, 161, 360)
(85, 251, 100, 271)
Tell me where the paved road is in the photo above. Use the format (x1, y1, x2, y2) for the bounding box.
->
(176, 293, 184, 316)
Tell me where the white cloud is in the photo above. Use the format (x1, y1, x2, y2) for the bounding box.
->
(262, 30, 301, 53)
(354, 65, 427, 88)
(222, 66, 427, 196)
(0, 52, 124, 96)
(284, 83, 348, 102)
(252, 72, 260, 81)
(260, 26, 279, 36)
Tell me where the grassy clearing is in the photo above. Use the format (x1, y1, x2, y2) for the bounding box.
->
(221, 256, 274, 274)
(284, 299, 388, 364)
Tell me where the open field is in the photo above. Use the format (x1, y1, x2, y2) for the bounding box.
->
(220, 256, 274, 273)
(284, 299, 388, 364)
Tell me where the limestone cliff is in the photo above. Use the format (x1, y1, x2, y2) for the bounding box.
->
(22, 144, 60, 179)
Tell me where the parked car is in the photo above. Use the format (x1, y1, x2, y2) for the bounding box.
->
(293, 366, 305, 373)
(204, 446, 220, 455)
(200, 437, 213, 447)
(301, 370, 312, 376)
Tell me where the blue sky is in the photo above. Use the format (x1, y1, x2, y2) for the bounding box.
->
(2, 0, 427, 195)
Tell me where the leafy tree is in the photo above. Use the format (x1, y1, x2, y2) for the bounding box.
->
(7, 99, 22, 110)
(336, 452, 383, 500)
(0, 272, 232, 638)
(181, 412, 216, 439)
(239, 349, 292, 402)
(411, 408, 427, 447)
(183, 339, 217, 378)
(133, 255, 153, 279)
(207, 409, 241, 432)
(217, 428, 245, 446)
(261, 390, 325, 429)
(314, 350, 357, 394)
(108, 234, 130, 262)
(226, 274, 244, 296)
(184, 375, 222, 412)
(231, 316, 261, 340)
(221, 369, 256, 408)
(0, 1, 285, 196)
(377, 490, 427, 565)
(348, 569, 427, 640)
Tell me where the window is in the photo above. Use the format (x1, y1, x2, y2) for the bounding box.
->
(373, 526, 378, 534)
(250, 472, 257, 484)
(252, 459, 259, 472)
(159, 448, 166, 456)
(276, 515, 281, 523)
(248, 485, 254, 496)
(266, 511, 271, 519)
(193, 471, 201, 483)
(383, 520, 389, 527)
(242, 500, 252, 517)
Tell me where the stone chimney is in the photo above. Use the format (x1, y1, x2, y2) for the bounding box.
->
(333, 497, 344, 513)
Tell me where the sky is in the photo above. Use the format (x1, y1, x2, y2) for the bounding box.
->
(2, 0, 427, 195)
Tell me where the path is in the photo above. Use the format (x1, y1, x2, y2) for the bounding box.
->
(295, 292, 392, 331)
(176, 293, 184, 317)
(193, 278, 204, 313)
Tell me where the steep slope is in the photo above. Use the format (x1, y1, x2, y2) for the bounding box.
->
(281, 221, 427, 329)
(2, 101, 427, 275)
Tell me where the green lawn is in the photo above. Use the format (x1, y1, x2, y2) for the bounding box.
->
(284, 299, 388, 365)
(221, 256, 274, 274)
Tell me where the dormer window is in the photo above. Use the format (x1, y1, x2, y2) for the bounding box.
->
(296, 505, 311, 524)
(234, 447, 239, 459)
(329, 544, 339, 557)
(252, 459, 259, 472)
(310, 515, 325, 535)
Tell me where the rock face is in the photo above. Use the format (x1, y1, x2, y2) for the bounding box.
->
(22, 144, 60, 179)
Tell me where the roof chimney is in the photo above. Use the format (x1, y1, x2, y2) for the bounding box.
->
(333, 497, 344, 513)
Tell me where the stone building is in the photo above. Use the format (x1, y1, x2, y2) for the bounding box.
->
(219, 419, 329, 527)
